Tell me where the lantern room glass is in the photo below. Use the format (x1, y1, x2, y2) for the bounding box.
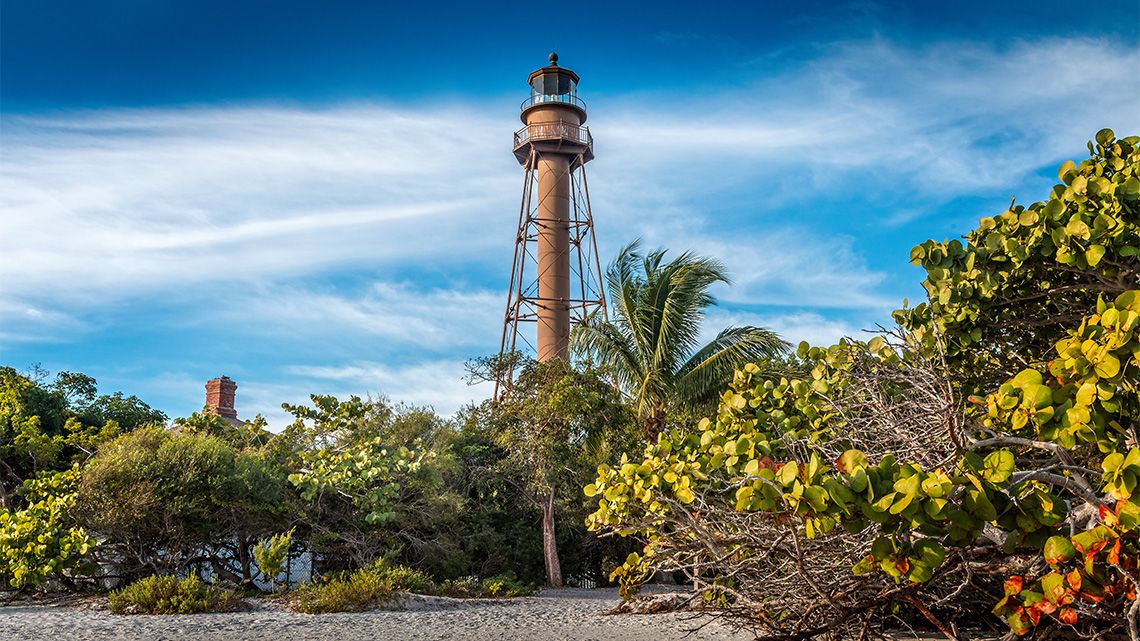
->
(530, 73, 576, 97)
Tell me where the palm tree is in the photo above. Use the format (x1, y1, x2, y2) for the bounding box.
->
(573, 241, 788, 441)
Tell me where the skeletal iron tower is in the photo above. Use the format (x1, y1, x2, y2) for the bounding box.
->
(496, 53, 606, 396)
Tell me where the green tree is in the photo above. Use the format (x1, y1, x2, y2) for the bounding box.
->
(475, 358, 636, 587)
(573, 242, 788, 440)
(279, 395, 459, 570)
(76, 427, 291, 584)
(252, 528, 294, 589)
(0, 367, 165, 509)
(177, 411, 273, 449)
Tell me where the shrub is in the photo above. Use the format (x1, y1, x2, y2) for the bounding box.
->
(77, 428, 291, 582)
(586, 130, 1140, 640)
(477, 574, 535, 597)
(290, 560, 433, 613)
(0, 466, 95, 590)
(252, 528, 293, 587)
(438, 574, 536, 598)
(108, 575, 240, 614)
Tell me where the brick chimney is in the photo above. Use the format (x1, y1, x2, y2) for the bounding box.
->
(205, 376, 238, 420)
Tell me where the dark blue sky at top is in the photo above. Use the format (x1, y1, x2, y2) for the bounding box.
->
(4, 0, 1138, 110)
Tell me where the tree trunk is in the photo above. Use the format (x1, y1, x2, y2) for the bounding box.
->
(541, 490, 563, 588)
(237, 535, 253, 583)
(644, 411, 664, 443)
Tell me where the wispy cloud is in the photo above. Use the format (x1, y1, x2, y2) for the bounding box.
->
(284, 360, 483, 419)
(1, 106, 519, 306)
(226, 283, 503, 351)
(705, 309, 866, 349)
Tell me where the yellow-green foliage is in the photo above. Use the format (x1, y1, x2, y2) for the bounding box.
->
(287, 437, 429, 526)
(291, 560, 433, 613)
(252, 528, 293, 585)
(291, 561, 534, 612)
(477, 575, 534, 597)
(108, 575, 240, 615)
(984, 290, 1140, 450)
(898, 128, 1140, 391)
(589, 293, 1140, 633)
(0, 466, 95, 589)
(437, 574, 536, 598)
(586, 130, 1140, 637)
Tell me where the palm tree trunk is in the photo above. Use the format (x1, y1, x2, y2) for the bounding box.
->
(644, 407, 665, 443)
(541, 490, 563, 587)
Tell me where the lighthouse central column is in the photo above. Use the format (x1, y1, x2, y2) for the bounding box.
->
(535, 154, 571, 361)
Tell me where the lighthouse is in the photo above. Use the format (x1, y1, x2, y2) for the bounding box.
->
(497, 53, 606, 393)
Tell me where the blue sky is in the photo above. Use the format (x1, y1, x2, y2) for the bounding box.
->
(2, 1, 1138, 425)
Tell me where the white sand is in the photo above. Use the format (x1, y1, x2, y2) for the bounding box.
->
(0, 588, 753, 641)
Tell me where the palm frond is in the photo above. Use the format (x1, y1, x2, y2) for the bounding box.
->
(571, 316, 644, 401)
(676, 326, 789, 405)
(650, 253, 729, 373)
(583, 241, 787, 429)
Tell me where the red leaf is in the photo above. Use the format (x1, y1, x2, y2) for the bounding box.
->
(1066, 570, 1082, 591)
(1080, 589, 1107, 604)
(1033, 600, 1057, 616)
(893, 557, 910, 575)
(1004, 576, 1024, 596)
(1058, 607, 1078, 624)
(1026, 605, 1042, 625)
(1109, 539, 1122, 565)
(1101, 504, 1119, 526)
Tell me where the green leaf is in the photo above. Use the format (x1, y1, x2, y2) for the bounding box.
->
(1123, 176, 1140, 197)
(674, 486, 695, 504)
(837, 450, 867, 474)
(1057, 159, 1076, 182)
(776, 461, 799, 486)
(1041, 572, 1065, 604)
(1076, 382, 1097, 406)
(982, 450, 1015, 484)
(1086, 244, 1106, 267)
(1043, 536, 1077, 565)
(1011, 369, 1043, 388)
(966, 488, 998, 521)
(906, 540, 946, 583)
(1096, 352, 1121, 379)
(735, 486, 754, 511)
(893, 473, 922, 498)
(1102, 452, 1124, 474)
(852, 554, 876, 576)
(1023, 383, 1053, 409)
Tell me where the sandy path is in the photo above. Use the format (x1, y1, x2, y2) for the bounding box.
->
(0, 588, 752, 641)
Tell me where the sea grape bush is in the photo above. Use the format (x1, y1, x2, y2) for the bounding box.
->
(288, 438, 430, 527)
(0, 466, 94, 589)
(586, 130, 1140, 640)
(900, 129, 1140, 394)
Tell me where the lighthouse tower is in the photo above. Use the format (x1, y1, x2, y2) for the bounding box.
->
(496, 53, 606, 394)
